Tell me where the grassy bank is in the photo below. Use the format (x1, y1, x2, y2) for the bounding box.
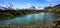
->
(0, 10, 41, 20)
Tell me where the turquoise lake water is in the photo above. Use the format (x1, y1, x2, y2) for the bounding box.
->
(0, 13, 58, 25)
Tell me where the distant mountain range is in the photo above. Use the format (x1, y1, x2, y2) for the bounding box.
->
(44, 4, 60, 9)
(0, 4, 60, 10)
(0, 5, 14, 10)
(0, 6, 7, 10)
(0, 6, 14, 10)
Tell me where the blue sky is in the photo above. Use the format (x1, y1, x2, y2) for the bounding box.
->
(0, 0, 60, 9)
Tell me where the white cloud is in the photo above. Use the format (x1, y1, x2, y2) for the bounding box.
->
(27, 3, 31, 5)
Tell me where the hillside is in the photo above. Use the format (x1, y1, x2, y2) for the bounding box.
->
(43, 4, 60, 15)
(43, 4, 60, 28)
(0, 4, 60, 21)
(0, 10, 42, 20)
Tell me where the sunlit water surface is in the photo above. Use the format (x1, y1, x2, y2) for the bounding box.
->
(0, 13, 58, 25)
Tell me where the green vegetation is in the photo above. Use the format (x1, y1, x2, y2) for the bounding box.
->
(41, 4, 60, 28)
(0, 4, 60, 28)
(0, 4, 60, 21)
(0, 10, 42, 20)
(42, 4, 60, 15)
